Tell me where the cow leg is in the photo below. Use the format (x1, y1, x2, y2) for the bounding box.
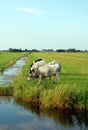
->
(55, 72, 60, 83)
(37, 74, 42, 85)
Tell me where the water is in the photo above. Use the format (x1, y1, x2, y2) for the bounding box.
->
(0, 97, 88, 130)
(0, 57, 26, 85)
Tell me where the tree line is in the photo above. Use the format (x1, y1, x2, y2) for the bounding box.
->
(0, 48, 88, 52)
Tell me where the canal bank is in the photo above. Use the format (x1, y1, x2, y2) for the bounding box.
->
(0, 57, 26, 95)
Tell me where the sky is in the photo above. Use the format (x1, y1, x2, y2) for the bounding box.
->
(0, 0, 88, 50)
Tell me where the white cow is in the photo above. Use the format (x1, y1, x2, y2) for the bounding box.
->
(28, 59, 46, 80)
(37, 61, 61, 84)
(28, 59, 61, 84)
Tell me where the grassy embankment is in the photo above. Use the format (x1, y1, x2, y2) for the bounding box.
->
(0, 52, 26, 72)
(13, 52, 88, 110)
(0, 52, 26, 95)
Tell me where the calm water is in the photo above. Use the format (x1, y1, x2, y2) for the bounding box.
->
(0, 57, 26, 85)
(0, 96, 88, 130)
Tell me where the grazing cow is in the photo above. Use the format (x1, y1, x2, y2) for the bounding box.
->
(27, 59, 46, 80)
(28, 59, 61, 84)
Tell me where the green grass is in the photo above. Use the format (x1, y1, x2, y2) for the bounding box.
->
(0, 52, 26, 72)
(13, 52, 88, 110)
(0, 85, 13, 96)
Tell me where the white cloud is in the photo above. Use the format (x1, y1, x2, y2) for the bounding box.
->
(16, 7, 46, 15)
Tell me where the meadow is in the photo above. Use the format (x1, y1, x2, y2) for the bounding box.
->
(0, 52, 25, 72)
(13, 52, 88, 110)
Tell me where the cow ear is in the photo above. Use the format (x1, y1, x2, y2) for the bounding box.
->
(32, 69, 35, 72)
(30, 63, 33, 67)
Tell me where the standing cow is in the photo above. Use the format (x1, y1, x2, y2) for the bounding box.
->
(28, 59, 61, 84)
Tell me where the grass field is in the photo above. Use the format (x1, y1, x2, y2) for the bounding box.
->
(9, 52, 88, 110)
(0, 52, 26, 72)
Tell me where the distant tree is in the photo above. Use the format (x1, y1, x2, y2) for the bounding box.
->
(31, 49, 39, 52)
(9, 48, 13, 52)
(56, 49, 65, 52)
(85, 49, 88, 52)
(25, 49, 28, 52)
(8, 48, 22, 52)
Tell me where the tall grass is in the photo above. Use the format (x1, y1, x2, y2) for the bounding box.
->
(13, 52, 88, 110)
(0, 85, 13, 96)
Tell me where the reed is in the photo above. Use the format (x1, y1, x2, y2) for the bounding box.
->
(0, 85, 13, 96)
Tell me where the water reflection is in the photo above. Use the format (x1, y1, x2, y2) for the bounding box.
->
(0, 97, 88, 130)
(0, 57, 26, 85)
(16, 100, 88, 129)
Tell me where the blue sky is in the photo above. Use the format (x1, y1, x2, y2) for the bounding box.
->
(0, 0, 88, 50)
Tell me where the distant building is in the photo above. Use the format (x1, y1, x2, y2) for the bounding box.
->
(67, 48, 76, 52)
